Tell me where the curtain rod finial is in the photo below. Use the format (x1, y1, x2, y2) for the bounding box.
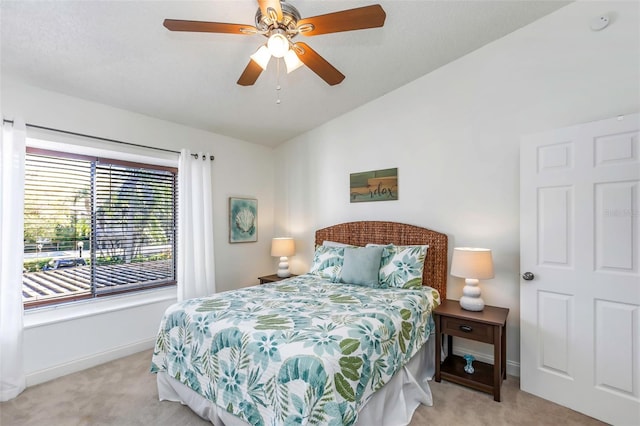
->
(190, 153, 214, 161)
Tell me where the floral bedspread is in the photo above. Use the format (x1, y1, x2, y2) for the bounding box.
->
(151, 274, 440, 426)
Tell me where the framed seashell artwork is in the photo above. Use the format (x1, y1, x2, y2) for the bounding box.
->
(229, 197, 258, 243)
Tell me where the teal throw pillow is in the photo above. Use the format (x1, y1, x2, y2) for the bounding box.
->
(340, 246, 384, 287)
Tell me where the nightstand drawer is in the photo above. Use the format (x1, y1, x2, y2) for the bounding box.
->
(442, 317, 494, 344)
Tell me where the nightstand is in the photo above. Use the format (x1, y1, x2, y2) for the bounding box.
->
(434, 299, 509, 402)
(258, 274, 297, 284)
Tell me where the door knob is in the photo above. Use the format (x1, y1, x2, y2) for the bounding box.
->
(522, 272, 535, 281)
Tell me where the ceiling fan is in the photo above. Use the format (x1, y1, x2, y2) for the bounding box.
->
(163, 0, 386, 86)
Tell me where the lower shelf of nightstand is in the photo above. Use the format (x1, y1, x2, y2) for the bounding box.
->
(440, 354, 495, 394)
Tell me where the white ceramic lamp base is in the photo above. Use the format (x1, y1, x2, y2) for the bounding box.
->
(276, 256, 291, 278)
(459, 278, 485, 311)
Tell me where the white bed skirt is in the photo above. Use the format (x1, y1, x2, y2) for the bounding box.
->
(157, 337, 435, 426)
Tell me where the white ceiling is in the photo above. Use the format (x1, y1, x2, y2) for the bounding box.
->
(1, 1, 570, 147)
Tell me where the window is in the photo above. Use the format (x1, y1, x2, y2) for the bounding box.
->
(23, 148, 177, 307)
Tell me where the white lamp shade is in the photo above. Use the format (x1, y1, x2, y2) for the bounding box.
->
(267, 33, 289, 58)
(271, 237, 295, 257)
(284, 49, 304, 73)
(450, 247, 494, 279)
(250, 45, 271, 70)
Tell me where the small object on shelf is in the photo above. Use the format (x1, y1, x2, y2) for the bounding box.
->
(463, 354, 475, 374)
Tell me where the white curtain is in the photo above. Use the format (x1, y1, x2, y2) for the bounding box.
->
(0, 120, 26, 401)
(177, 150, 216, 301)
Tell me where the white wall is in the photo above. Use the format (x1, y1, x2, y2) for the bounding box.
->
(274, 1, 640, 375)
(2, 79, 275, 384)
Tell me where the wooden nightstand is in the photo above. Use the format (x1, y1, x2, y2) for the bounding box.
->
(434, 299, 509, 402)
(258, 274, 297, 284)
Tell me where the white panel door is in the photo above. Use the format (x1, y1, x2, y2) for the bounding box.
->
(520, 114, 640, 425)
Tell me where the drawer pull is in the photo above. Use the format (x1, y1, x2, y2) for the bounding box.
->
(459, 325, 473, 333)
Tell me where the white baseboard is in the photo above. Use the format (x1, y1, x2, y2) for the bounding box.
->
(451, 346, 520, 378)
(25, 338, 156, 387)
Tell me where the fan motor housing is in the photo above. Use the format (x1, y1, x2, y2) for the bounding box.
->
(255, 1, 301, 37)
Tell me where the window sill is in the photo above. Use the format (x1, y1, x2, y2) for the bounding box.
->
(23, 286, 177, 329)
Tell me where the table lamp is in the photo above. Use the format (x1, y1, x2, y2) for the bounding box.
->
(271, 237, 295, 278)
(450, 247, 494, 311)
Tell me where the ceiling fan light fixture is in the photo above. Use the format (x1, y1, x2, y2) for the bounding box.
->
(284, 49, 303, 73)
(164, 2, 387, 86)
(267, 31, 289, 58)
(250, 45, 271, 70)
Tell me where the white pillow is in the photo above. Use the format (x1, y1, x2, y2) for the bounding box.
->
(322, 240, 354, 247)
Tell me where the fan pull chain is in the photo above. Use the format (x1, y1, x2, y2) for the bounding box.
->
(276, 59, 282, 105)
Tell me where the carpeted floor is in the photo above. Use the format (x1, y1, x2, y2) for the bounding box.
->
(0, 350, 605, 426)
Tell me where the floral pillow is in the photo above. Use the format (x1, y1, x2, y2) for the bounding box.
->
(309, 245, 346, 282)
(378, 245, 429, 289)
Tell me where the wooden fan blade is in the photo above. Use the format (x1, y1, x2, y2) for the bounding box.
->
(237, 60, 264, 86)
(294, 43, 345, 86)
(163, 19, 256, 35)
(258, 0, 283, 22)
(297, 4, 386, 36)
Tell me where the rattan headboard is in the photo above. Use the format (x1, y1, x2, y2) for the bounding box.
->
(315, 221, 448, 299)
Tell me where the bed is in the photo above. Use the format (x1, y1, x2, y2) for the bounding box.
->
(152, 221, 448, 425)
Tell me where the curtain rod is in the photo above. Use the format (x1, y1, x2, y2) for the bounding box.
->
(2, 119, 214, 161)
